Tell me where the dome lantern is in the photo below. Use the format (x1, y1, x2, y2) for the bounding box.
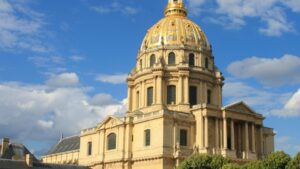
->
(164, 0, 187, 17)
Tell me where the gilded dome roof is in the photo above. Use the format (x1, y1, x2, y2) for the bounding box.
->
(140, 0, 210, 51)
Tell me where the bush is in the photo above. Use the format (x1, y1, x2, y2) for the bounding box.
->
(177, 154, 229, 169)
(241, 161, 263, 169)
(222, 163, 241, 169)
(286, 152, 300, 169)
(210, 155, 230, 169)
(177, 154, 212, 169)
(262, 151, 291, 169)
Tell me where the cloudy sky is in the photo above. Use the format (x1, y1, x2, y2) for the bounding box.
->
(0, 0, 299, 157)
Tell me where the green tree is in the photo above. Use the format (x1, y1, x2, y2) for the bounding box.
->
(221, 163, 241, 169)
(241, 161, 263, 169)
(177, 154, 212, 169)
(262, 151, 291, 169)
(177, 154, 229, 169)
(286, 152, 300, 169)
(210, 155, 230, 169)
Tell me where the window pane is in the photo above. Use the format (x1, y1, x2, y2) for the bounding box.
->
(180, 129, 187, 146)
(145, 129, 151, 146)
(189, 54, 195, 66)
(150, 55, 155, 67)
(205, 58, 209, 69)
(87, 142, 92, 156)
(189, 86, 197, 106)
(168, 52, 175, 65)
(147, 87, 153, 106)
(207, 90, 211, 104)
(107, 133, 116, 150)
(167, 85, 176, 104)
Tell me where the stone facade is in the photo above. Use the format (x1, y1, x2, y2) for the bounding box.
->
(42, 0, 275, 168)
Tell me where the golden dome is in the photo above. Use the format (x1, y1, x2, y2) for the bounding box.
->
(140, 0, 211, 51)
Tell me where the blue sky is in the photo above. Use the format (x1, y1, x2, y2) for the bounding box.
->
(0, 0, 300, 157)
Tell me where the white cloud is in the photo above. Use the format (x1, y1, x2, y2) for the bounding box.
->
(223, 80, 292, 114)
(96, 73, 127, 84)
(90, 2, 137, 15)
(283, 0, 300, 12)
(37, 120, 54, 129)
(70, 55, 85, 62)
(0, 73, 127, 155)
(46, 73, 80, 87)
(227, 54, 300, 86)
(187, 0, 297, 36)
(0, 0, 50, 52)
(214, 0, 294, 36)
(272, 88, 300, 116)
(186, 0, 206, 15)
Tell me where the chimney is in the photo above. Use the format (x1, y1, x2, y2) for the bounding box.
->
(25, 154, 33, 167)
(1, 138, 10, 154)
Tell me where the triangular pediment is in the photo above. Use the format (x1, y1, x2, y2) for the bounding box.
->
(223, 101, 258, 115)
(97, 116, 124, 130)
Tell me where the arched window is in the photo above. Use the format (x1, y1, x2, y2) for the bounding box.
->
(167, 85, 176, 104)
(189, 53, 195, 66)
(144, 129, 151, 146)
(205, 57, 209, 69)
(147, 87, 153, 106)
(168, 52, 176, 65)
(150, 54, 156, 67)
(189, 86, 197, 107)
(107, 133, 116, 150)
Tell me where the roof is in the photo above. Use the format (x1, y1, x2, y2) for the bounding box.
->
(46, 136, 80, 155)
(0, 159, 89, 169)
(0, 143, 38, 162)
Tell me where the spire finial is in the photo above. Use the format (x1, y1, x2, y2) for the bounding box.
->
(60, 132, 64, 141)
(165, 0, 187, 17)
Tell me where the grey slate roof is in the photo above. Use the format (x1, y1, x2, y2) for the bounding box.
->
(46, 136, 80, 155)
(0, 159, 89, 169)
(0, 143, 38, 162)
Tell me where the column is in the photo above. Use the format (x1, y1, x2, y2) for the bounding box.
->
(205, 116, 209, 148)
(153, 77, 157, 104)
(215, 118, 219, 149)
(127, 86, 132, 111)
(260, 126, 264, 157)
(184, 76, 189, 104)
(173, 122, 178, 153)
(231, 119, 235, 150)
(197, 113, 204, 148)
(245, 122, 249, 153)
(178, 75, 183, 104)
(223, 118, 228, 150)
(157, 76, 162, 104)
(252, 123, 256, 153)
(141, 81, 145, 107)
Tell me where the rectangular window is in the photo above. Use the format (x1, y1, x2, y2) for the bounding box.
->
(147, 87, 153, 106)
(87, 142, 92, 156)
(145, 129, 151, 146)
(189, 86, 197, 107)
(167, 85, 176, 104)
(180, 129, 187, 146)
(207, 90, 211, 104)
